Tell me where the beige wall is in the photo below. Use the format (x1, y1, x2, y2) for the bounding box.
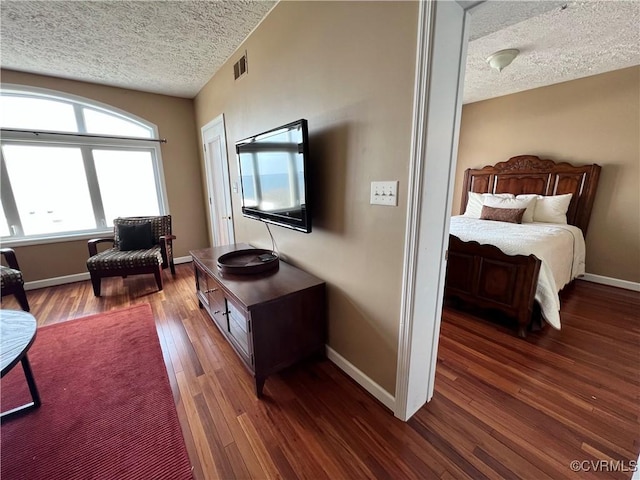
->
(195, 1, 418, 393)
(1, 70, 209, 281)
(455, 66, 640, 282)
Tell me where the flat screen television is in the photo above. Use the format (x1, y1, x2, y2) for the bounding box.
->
(236, 119, 311, 233)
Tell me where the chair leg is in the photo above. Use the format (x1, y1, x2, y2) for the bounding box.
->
(154, 266, 163, 291)
(15, 287, 30, 312)
(170, 259, 176, 275)
(90, 272, 102, 297)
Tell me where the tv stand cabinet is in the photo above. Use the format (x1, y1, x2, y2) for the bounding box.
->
(190, 244, 326, 397)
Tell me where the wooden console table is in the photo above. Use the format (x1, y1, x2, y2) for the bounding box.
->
(190, 244, 326, 396)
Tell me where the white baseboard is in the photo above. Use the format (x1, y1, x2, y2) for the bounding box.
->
(580, 273, 640, 292)
(326, 345, 396, 412)
(174, 255, 193, 265)
(24, 255, 193, 291)
(25, 272, 90, 291)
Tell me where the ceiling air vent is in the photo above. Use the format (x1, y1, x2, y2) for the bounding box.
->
(233, 51, 248, 81)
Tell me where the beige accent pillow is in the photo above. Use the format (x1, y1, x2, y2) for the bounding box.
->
(480, 206, 526, 224)
(463, 192, 515, 219)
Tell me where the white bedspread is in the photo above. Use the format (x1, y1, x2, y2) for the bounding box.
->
(449, 216, 585, 329)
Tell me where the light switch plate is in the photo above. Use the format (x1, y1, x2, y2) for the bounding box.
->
(370, 181, 398, 206)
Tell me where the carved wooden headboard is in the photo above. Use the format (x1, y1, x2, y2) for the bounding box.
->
(459, 155, 601, 235)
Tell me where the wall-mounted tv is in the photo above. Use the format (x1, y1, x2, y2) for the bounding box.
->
(236, 119, 311, 233)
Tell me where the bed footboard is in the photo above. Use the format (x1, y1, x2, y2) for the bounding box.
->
(445, 235, 542, 337)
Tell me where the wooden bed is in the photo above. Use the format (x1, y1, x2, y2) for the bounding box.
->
(445, 155, 601, 337)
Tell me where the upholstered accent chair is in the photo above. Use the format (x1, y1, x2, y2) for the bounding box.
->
(1, 248, 30, 311)
(86, 215, 176, 296)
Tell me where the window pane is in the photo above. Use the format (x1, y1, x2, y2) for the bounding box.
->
(83, 109, 152, 138)
(0, 96, 78, 132)
(2, 145, 96, 235)
(0, 200, 11, 237)
(93, 150, 160, 224)
(0, 88, 166, 243)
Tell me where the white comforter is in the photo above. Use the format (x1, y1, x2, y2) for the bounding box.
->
(449, 216, 586, 329)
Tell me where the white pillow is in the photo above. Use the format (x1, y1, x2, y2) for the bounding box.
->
(514, 194, 539, 223)
(483, 196, 536, 223)
(463, 192, 515, 219)
(533, 193, 573, 224)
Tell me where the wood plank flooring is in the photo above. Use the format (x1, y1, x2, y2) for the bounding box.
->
(3, 264, 639, 479)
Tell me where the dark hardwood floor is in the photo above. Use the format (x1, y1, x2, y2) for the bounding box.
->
(3, 264, 638, 479)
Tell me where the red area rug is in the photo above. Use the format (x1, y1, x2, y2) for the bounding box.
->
(1, 304, 193, 480)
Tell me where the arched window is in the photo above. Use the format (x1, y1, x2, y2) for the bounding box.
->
(0, 86, 168, 245)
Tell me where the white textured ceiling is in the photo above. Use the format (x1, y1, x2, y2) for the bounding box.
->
(0, 1, 638, 102)
(464, 0, 640, 103)
(0, 0, 275, 98)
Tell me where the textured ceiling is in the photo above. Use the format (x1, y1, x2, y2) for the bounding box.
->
(0, 1, 638, 102)
(0, 0, 275, 98)
(464, 0, 640, 103)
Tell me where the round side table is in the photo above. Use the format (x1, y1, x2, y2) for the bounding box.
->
(1, 309, 41, 420)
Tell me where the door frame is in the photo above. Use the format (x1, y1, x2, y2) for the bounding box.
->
(201, 114, 235, 247)
(394, 0, 472, 421)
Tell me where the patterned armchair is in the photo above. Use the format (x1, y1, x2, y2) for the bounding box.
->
(86, 215, 176, 296)
(1, 248, 30, 311)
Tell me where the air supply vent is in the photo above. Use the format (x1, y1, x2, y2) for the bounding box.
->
(233, 51, 248, 80)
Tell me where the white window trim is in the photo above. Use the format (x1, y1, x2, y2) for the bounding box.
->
(0, 85, 170, 247)
(2, 231, 115, 248)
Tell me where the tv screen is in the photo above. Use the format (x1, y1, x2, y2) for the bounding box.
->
(236, 119, 311, 233)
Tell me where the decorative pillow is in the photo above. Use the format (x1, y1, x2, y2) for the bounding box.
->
(483, 196, 535, 222)
(117, 222, 154, 251)
(480, 206, 526, 224)
(533, 193, 573, 224)
(463, 192, 515, 218)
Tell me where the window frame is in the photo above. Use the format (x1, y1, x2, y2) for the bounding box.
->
(0, 85, 169, 247)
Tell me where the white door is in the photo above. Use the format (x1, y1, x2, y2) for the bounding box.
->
(202, 114, 235, 247)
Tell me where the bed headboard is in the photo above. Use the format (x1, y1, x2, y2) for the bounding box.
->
(459, 155, 601, 235)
